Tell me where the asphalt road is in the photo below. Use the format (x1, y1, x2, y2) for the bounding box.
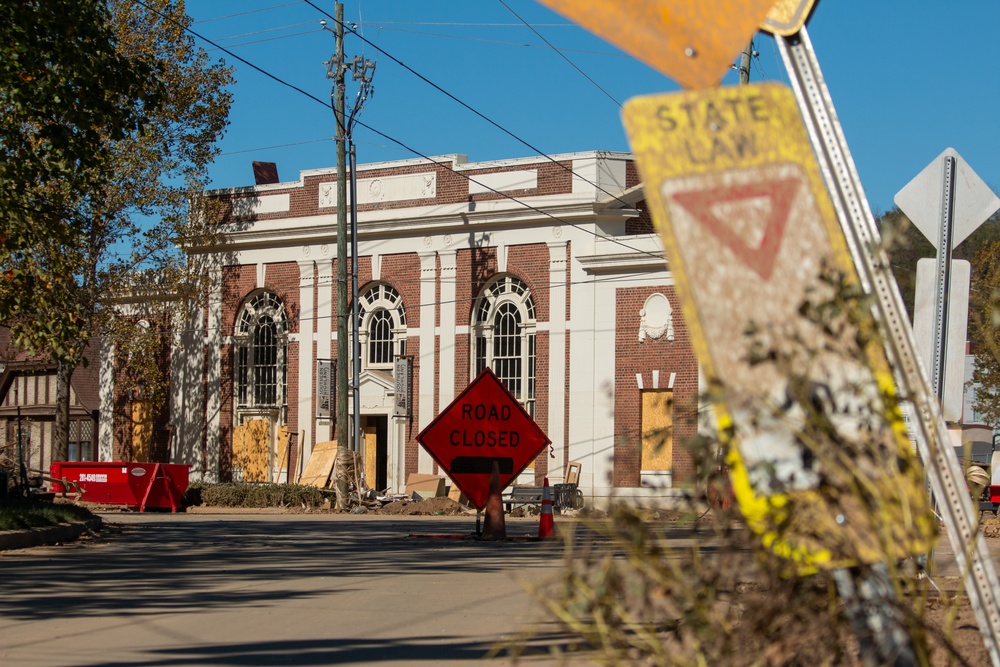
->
(0, 512, 570, 667)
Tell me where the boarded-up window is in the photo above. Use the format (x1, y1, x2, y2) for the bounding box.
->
(233, 419, 270, 482)
(641, 390, 673, 471)
(132, 401, 153, 463)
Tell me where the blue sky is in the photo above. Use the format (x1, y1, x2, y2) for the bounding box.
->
(185, 1, 1000, 217)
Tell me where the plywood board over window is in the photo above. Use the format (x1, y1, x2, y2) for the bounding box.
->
(132, 401, 153, 462)
(641, 390, 673, 471)
(364, 423, 377, 491)
(233, 419, 270, 482)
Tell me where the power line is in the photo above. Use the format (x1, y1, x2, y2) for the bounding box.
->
(204, 23, 631, 59)
(301, 0, 638, 214)
(351, 25, 630, 56)
(219, 137, 332, 156)
(497, 0, 621, 109)
(134, 1, 663, 264)
(125, 270, 669, 338)
(192, 2, 304, 25)
(207, 21, 317, 43)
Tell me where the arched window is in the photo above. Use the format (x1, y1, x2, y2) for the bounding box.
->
(473, 276, 537, 416)
(235, 291, 288, 409)
(358, 283, 407, 369)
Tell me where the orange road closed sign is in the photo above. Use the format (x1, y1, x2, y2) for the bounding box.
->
(623, 83, 934, 568)
(537, 0, 776, 90)
(417, 368, 550, 510)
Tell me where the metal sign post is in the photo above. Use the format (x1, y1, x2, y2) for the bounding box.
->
(774, 28, 1000, 666)
(895, 148, 1000, 419)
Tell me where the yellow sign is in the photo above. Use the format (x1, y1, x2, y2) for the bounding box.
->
(623, 83, 934, 569)
(761, 0, 818, 36)
(537, 0, 776, 90)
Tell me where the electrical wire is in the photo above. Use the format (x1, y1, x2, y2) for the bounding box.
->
(219, 137, 333, 156)
(192, 2, 304, 25)
(497, 0, 621, 109)
(135, 0, 663, 263)
(206, 21, 317, 43)
(301, 0, 638, 214)
(352, 25, 629, 56)
(121, 270, 669, 338)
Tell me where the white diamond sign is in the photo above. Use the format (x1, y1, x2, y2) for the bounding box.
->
(894, 147, 999, 248)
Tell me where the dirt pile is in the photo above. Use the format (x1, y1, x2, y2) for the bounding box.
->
(982, 514, 1000, 538)
(374, 496, 472, 516)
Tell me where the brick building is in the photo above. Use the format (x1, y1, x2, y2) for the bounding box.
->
(147, 150, 701, 505)
(0, 330, 101, 480)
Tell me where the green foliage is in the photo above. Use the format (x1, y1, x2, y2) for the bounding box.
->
(879, 207, 935, 321)
(970, 239, 1000, 428)
(0, 0, 233, 459)
(879, 207, 1000, 323)
(0, 498, 96, 531)
(184, 483, 331, 509)
(0, 0, 162, 361)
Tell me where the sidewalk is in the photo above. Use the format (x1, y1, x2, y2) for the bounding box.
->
(0, 517, 102, 552)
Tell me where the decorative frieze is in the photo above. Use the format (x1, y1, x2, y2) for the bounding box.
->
(319, 172, 437, 208)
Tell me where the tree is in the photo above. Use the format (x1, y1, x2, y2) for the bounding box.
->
(0, 0, 161, 360)
(54, 0, 233, 462)
(878, 207, 934, 321)
(880, 207, 1000, 322)
(1, 0, 233, 462)
(970, 239, 1000, 429)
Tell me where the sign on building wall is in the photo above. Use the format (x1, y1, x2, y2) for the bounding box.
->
(316, 359, 335, 419)
(393, 356, 412, 417)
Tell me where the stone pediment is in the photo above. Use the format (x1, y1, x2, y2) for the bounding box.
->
(358, 369, 395, 412)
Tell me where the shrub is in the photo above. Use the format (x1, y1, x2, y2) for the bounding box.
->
(183, 482, 330, 509)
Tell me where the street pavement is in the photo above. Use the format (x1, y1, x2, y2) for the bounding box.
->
(0, 510, 992, 667)
(0, 512, 571, 667)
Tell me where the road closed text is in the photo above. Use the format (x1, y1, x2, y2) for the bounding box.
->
(450, 403, 521, 447)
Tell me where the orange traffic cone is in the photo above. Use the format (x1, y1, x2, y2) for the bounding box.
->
(538, 477, 555, 539)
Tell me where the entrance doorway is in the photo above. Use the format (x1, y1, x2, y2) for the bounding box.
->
(362, 416, 388, 492)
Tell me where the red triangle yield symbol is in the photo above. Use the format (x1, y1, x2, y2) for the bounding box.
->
(670, 178, 800, 281)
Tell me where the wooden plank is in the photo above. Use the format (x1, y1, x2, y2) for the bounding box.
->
(299, 440, 338, 488)
(641, 390, 673, 471)
(274, 426, 290, 482)
(405, 473, 445, 498)
(232, 423, 247, 479)
(565, 462, 581, 486)
(240, 419, 270, 483)
(131, 401, 153, 463)
(364, 423, 377, 491)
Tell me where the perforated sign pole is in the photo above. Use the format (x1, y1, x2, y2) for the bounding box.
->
(775, 27, 1000, 666)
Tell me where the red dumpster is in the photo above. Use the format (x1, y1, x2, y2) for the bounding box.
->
(50, 462, 189, 512)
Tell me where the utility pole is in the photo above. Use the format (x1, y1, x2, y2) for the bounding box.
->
(323, 3, 375, 507)
(738, 40, 754, 85)
(332, 4, 347, 446)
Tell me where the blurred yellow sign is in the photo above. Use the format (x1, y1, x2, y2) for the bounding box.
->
(623, 83, 934, 569)
(537, 0, 776, 89)
(761, 0, 818, 35)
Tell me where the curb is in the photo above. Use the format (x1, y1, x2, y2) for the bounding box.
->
(0, 517, 103, 552)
